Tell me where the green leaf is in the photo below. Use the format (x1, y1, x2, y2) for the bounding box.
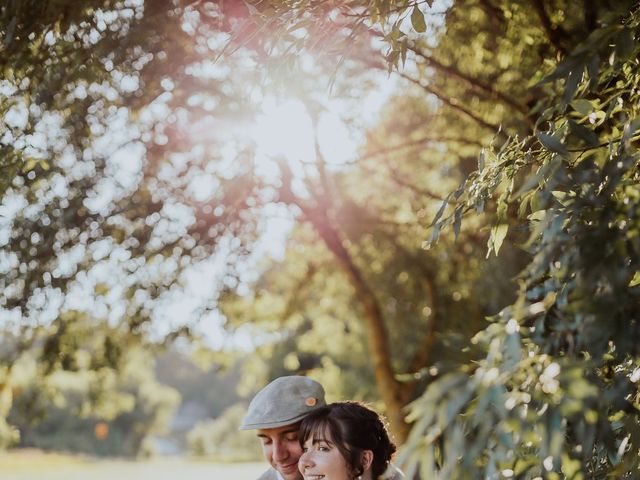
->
(568, 120, 599, 147)
(561, 67, 583, 108)
(488, 223, 508, 257)
(622, 117, 640, 146)
(586, 54, 600, 90)
(539, 55, 583, 84)
(430, 194, 449, 227)
(517, 192, 532, 218)
(570, 99, 594, 116)
(537, 132, 568, 156)
(453, 207, 462, 240)
(427, 222, 441, 246)
(615, 28, 635, 60)
(410, 7, 426, 33)
(605, 96, 619, 122)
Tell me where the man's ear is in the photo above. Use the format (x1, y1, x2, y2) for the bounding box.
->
(361, 450, 374, 471)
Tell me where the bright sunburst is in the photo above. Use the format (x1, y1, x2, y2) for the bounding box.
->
(248, 96, 358, 182)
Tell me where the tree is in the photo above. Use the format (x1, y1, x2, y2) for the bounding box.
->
(244, 0, 640, 474)
(187, 403, 263, 460)
(1, 0, 263, 446)
(6, 317, 180, 457)
(4, 1, 637, 471)
(395, 2, 640, 477)
(2, 0, 520, 445)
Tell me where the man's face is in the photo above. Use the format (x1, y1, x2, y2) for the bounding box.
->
(257, 423, 303, 480)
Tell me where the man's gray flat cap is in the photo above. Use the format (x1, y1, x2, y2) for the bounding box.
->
(239, 375, 326, 430)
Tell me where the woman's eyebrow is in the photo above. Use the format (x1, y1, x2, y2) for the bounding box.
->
(311, 437, 332, 445)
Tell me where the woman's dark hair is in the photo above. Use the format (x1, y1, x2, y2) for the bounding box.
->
(299, 401, 397, 478)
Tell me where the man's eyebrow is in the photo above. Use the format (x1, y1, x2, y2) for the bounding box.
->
(257, 428, 298, 438)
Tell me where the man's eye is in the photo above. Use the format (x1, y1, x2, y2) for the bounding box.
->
(285, 433, 299, 441)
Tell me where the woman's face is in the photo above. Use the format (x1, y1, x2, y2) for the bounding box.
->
(298, 430, 353, 480)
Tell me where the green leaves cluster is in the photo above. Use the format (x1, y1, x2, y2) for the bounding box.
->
(1, 0, 257, 451)
(403, 4, 640, 477)
(4, 312, 180, 456)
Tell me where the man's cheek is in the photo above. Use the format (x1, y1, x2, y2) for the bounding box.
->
(260, 444, 272, 458)
(289, 443, 303, 456)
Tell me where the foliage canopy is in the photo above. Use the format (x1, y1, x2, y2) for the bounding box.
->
(1, 0, 639, 475)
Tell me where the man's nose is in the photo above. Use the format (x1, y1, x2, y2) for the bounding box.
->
(272, 440, 289, 461)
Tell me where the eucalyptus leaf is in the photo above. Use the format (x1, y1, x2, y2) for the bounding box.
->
(453, 207, 462, 240)
(568, 119, 600, 147)
(571, 99, 594, 116)
(537, 132, 568, 156)
(410, 6, 426, 33)
(615, 28, 635, 60)
(561, 67, 583, 108)
(489, 223, 508, 256)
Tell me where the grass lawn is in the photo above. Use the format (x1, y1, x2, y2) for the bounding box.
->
(0, 449, 265, 480)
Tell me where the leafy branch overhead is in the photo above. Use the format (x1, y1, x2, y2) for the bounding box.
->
(403, 4, 640, 478)
(1, 0, 639, 473)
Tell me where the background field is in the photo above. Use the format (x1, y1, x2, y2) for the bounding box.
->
(0, 450, 265, 480)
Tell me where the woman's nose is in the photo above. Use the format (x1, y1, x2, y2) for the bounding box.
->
(299, 450, 314, 469)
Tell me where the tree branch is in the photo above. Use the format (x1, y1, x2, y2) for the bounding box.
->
(582, 0, 598, 32)
(406, 42, 531, 118)
(398, 71, 504, 135)
(359, 134, 484, 164)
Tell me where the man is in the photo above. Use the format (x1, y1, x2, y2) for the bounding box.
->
(240, 376, 325, 480)
(240, 375, 404, 480)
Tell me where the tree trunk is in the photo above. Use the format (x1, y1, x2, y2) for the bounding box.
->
(301, 203, 411, 443)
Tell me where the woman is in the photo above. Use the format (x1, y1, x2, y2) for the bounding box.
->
(298, 401, 398, 480)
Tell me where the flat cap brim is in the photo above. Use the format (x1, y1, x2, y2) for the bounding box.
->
(239, 410, 315, 430)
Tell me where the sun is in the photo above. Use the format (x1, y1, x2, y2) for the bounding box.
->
(248, 96, 358, 181)
(251, 97, 315, 164)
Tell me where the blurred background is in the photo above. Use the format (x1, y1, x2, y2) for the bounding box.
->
(1, 0, 639, 477)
